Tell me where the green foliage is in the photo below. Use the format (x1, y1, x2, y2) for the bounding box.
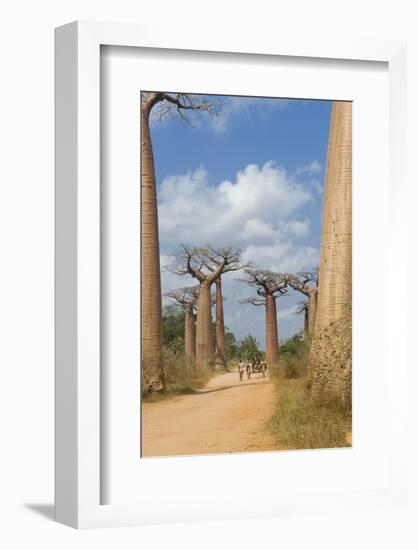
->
(224, 327, 238, 360)
(162, 305, 185, 348)
(236, 334, 262, 362)
(166, 336, 185, 355)
(278, 332, 308, 379)
(279, 332, 306, 357)
(146, 305, 213, 399)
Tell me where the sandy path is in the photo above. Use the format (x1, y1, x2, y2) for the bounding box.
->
(142, 370, 277, 457)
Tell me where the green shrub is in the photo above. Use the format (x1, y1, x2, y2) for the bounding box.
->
(144, 348, 211, 400)
(275, 333, 308, 379)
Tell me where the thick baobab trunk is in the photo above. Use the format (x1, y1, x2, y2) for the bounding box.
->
(303, 307, 309, 340)
(307, 288, 318, 335)
(184, 304, 196, 361)
(265, 293, 279, 366)
(141, 95, 165, 393)
(308, 101, 352, 402)
(314, 102, 352, 326)
(196, 281, 214, 369)
(214, 278, 227, 370)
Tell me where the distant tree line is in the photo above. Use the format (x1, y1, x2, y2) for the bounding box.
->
(162, 304, 260, 364)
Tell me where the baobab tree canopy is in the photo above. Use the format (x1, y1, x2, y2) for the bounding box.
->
(168, 244, 251, 284)
(287, 271, 318, 296)
(238, 269, 289, 366)
(164, 285, 200, 311)
(287, 270, 319, 334)
(238, 269, 289, 297)
(166, 244, 251, 368)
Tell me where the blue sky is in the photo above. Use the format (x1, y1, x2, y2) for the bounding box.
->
(149, 94, 331, 346)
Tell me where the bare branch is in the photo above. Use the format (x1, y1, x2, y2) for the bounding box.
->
(296, 300, 308, 314)
(237, 268, 289, 296)
(297, 270, 319, 286)
(240, 297, 266, 307)
(164, 285, 200, 312)
(287, 270, 318, 296)
(145, 92, 220, 127)
(166, 244, 251, 284)
(164, 244, 205, 282)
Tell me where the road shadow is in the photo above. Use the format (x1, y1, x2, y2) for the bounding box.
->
(24, 503, 55, 521)
(195, 379, 270, 395)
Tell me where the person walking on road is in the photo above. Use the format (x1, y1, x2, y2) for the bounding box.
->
(238, 360, 245, 381)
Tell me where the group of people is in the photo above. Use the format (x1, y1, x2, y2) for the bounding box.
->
(238, 358, 267, 381)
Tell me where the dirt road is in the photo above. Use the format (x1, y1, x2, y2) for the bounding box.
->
(142, 370, 278, 457)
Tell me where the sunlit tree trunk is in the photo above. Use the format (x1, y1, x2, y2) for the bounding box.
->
(265, 294, 279, 366)
(141, 94, 165, 393)
(214, 278, 227, 369)
(308, 288, 318, 335)
(308, 101, 352, 402)
(196, 281, 214, 369)
(184, 303, 196, 361)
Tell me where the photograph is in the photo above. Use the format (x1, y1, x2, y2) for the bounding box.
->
(140, 91, 352, 458)
(0, 0, 410, 540)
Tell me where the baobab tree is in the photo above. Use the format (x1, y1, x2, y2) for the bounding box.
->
(287, 270, 319, 335)
(308, 101, 352, 402)
(168, 245, 249, 369)
(164, 286, 200, 360)
(296, 301, 309, 340)
(214, 277, 228, 370)
(239, 269, 288, 366)
(141, 93, 217, 393)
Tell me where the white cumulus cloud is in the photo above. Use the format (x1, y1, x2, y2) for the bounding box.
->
(158, 161, 320, 344)
(296, 160, 322, 176)
(158, 161, 312, 251)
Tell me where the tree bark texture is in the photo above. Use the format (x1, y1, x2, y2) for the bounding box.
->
(196, 281, 214, 369)
(141, 95, 165, 393)
(214, 278, 227, 369)
(308, 101, 352, 402)
(307, 288, 318, 335)
(184, 304, 196, 361)
(304, 308, 309, 340)
(265, 293, 279, 366)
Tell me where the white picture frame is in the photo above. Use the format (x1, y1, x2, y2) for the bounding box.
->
(55, 20, 407, 529)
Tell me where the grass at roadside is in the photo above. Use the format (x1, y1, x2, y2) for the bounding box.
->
(267, 336, 351, 450)
(143, 348, 212, 402)
(268, 373, 351, 449)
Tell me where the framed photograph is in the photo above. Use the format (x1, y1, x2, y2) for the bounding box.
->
(55, 21, 407, 528)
